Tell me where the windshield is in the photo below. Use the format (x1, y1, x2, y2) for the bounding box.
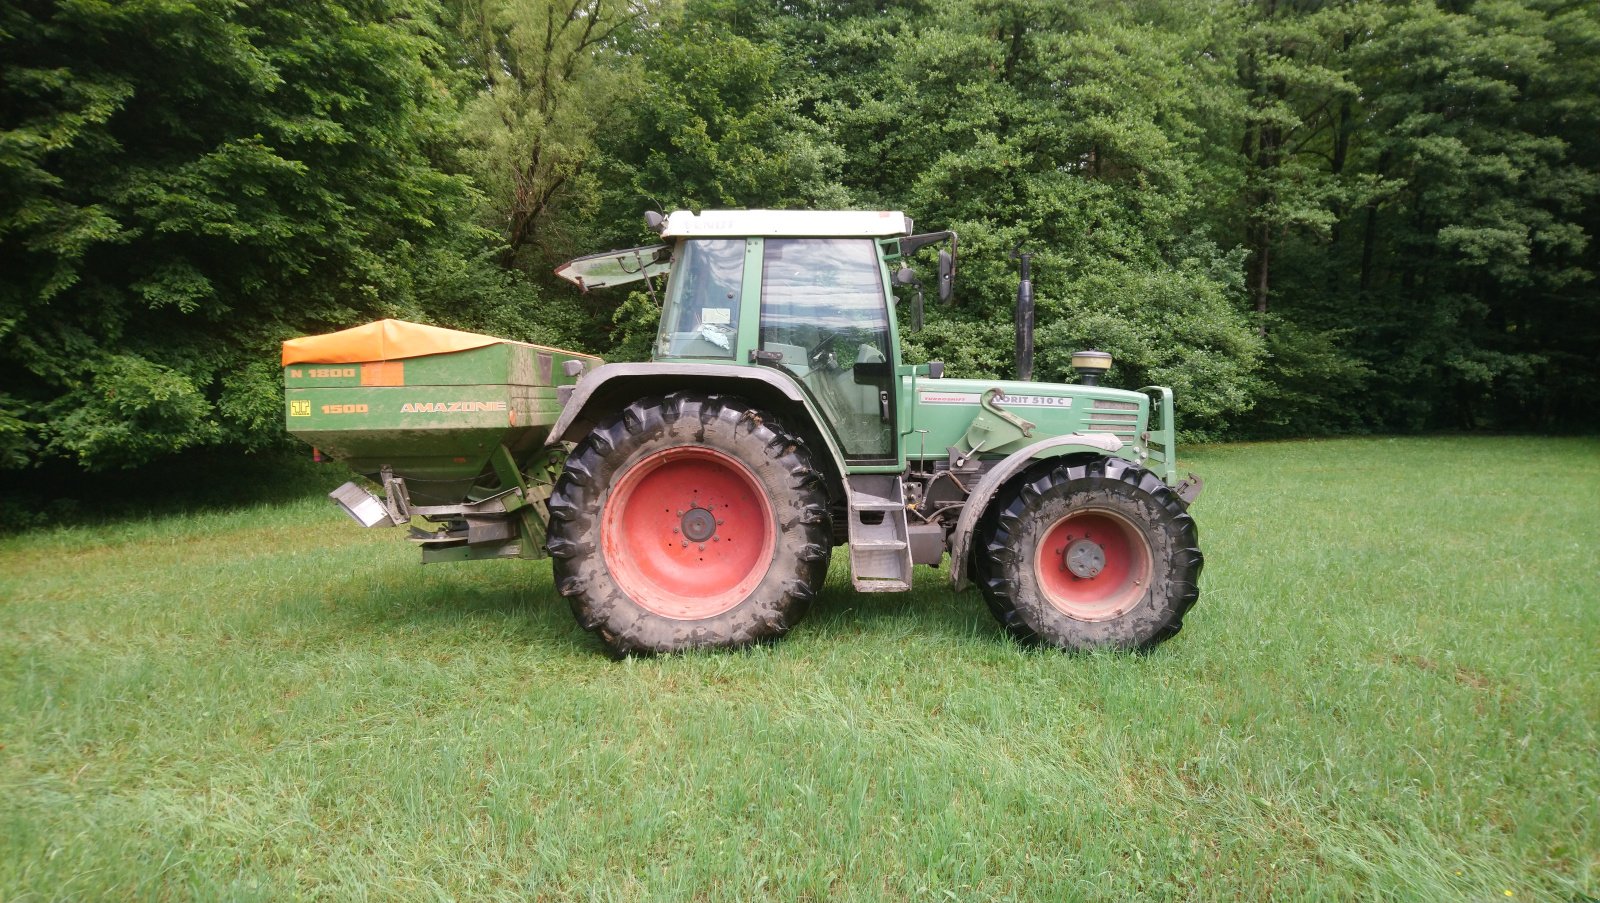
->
(655, 239, 747, 359)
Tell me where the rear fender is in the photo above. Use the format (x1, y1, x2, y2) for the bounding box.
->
(548, 362, 849, 500)
(947, 433, 1125, 591)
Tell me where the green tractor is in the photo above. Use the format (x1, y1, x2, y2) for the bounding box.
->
(284, 210, 1203, 656)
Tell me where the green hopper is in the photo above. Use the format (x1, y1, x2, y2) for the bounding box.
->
(284, 319, 601, 560)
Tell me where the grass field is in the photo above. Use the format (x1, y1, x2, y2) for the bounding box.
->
(2, 436, 1596, 901)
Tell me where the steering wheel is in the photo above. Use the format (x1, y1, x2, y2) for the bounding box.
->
(808, 331, 842, 367)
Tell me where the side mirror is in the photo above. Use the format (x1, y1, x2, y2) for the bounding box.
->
(894, 265, 925, 332)
(937, 249, 954, 302)
(643, 210, 666, 233)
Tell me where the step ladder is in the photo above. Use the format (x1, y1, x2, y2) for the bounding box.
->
(846, 474, 914, 592)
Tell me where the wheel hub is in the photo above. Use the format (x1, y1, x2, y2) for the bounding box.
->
(1035, 508, 1154, 622)
(680, 506, 717, 542)
(1064, 538, 1106, 579)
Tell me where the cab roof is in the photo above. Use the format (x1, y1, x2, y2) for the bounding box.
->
(662, 209, 913, 239)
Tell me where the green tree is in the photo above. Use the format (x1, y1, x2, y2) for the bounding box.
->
(1234, 0, 1365, 326)
(1219, 0, 1387, 435)
(448, 0, 654, 267)
(591, 2, 852, 223)
(0, 0, 528, 469)
(814, 0, 1266, 436)
(1276, 0, 1600, 431)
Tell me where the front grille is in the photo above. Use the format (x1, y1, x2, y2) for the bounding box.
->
(1088, 400, 1140, 439)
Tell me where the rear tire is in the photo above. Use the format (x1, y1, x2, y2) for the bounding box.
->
(546, 393, 832, 656)
(976, 456, 1202, 651)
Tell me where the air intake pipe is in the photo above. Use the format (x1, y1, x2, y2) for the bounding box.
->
(1073, 350, 1113, 386)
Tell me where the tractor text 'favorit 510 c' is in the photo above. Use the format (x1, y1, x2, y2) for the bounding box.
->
(284, 210, 1204, 656)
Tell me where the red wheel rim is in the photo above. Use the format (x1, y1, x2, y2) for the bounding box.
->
(601, 446, 776, 620)
(1033, 508, 1152, 621)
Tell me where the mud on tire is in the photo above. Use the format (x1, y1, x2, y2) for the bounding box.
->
(546, 392, 832, 656)
(976, 455, 1203, 651)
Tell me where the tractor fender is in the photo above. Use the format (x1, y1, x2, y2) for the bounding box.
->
(947, 433, 1126, 591)
(547, 362, 850, 494)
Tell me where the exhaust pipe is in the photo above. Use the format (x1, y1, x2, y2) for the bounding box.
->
(1012, 243, 1035, 382)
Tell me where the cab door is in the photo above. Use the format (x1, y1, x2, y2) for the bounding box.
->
(756, 238, 897, 465)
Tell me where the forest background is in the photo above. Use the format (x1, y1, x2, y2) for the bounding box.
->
(4, 0, 1598, 475)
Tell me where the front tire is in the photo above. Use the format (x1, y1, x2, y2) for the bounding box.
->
(546, 393, 832, 656)
(977, 456, 1203, 651)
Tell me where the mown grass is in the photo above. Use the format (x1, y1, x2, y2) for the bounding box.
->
(2, 436, 1596, 901)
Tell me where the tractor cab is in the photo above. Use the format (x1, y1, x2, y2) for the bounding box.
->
(556, 209, 955, 466)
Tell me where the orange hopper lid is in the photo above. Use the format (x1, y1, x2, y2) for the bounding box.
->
(282, 319, 504, 366)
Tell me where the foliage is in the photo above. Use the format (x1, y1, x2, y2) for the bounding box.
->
(1235, 0, 1600, 433)
(3, 0, 1597, 471)
(589, 2, 853, 227)
(1247, 318, 1376, 438)
(447, 0, 653, 267)
(0, 0, 537, 470)
(608, 290, 663, 363)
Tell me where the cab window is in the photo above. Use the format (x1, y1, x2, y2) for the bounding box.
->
(759, 238, 895, 460)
